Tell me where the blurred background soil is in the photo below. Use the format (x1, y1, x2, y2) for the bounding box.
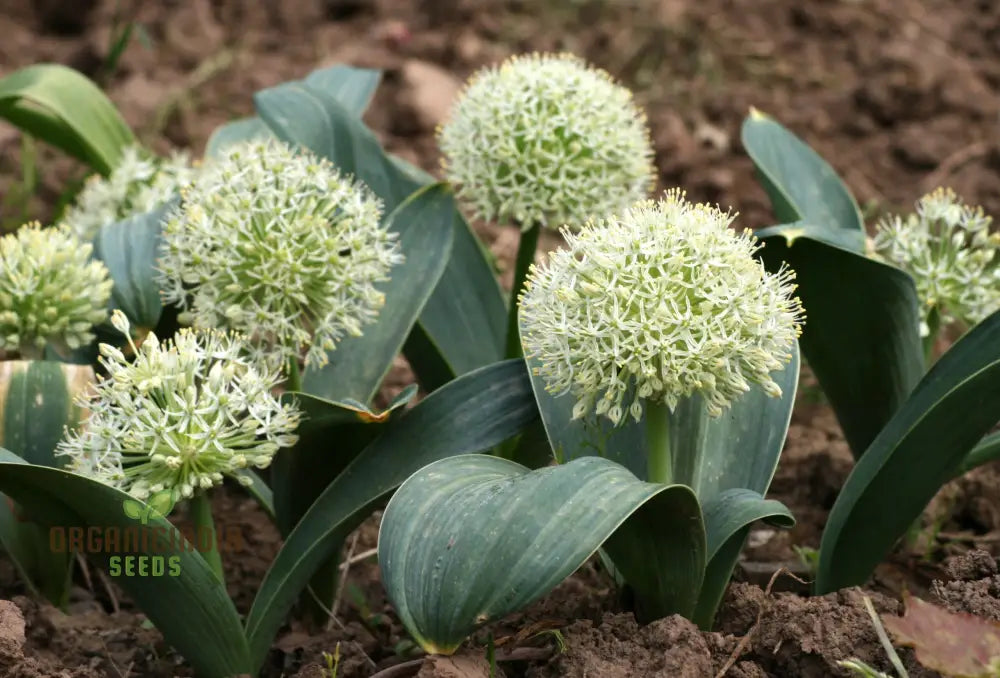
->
(1, 0, 1000, 676)
(2, 0, 999, 233)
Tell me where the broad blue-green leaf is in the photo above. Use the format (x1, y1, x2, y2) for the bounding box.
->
(755, 220, 866, 253)
(817, 308, 1000, 593)
(233, 469, 275, 522)
(271, 386, 416, 536)
(755, 232, 923, 457)
(205, 116, 272, 158)
(742, 112, 924, 458)
(0, 451, 251, 677)
(0, 64, 134, 174)
(379, 454, 704, 653)
(524, 342, 799, 498)
(301, 184, 455, 403)
(245, 359, 537, 672)
(669, 345, 800, 502)
(523, 364, 646, 475)
(272, 183, 453, 556)
(253, 68, 506, 389)
(269, 386, 417, 620)
(741, 108, 863, 235)
(667, 348, 799, 627)
(0, 361, 93, 467)
(302, 64, 381, 114)
(0, 361, 93, 606)
(255, 79, 418, 207)
(204, 64, 380, 158)
(406, 221, 505, 390)
(523, 325, 799, 627)
(92, 201, 174, 331)
(693, 489, 794, 628)
(956, 430, 1000, 477)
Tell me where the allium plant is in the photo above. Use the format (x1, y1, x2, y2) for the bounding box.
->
(157, 139, 402, 375)
(438, 52, 656, 358)
(63, 144, 195, 242)
(0, 222, 112, 358)
(57, 311, 301, 503)
(872, 187, 1000, 354)
(521, 190, 802, 425)
(379, 191, 804, 652)
(520, 190, 803, 482)
(0, 61, 540, 677)
(741, 112, 1000, 596)
(57, 310, 301, 581)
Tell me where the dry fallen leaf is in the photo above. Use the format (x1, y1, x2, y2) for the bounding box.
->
(883, 593, 1000, 678)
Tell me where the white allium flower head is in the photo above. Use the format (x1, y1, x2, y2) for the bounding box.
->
(157, 139, 402, 370)
(438, 52, 655, 230)
(62, 145, 195, 242)
(57, 310, 301, 502)
(0, 222, 112, 357)
(872, 187, 1000, 336)
(519, 190, 805, 425)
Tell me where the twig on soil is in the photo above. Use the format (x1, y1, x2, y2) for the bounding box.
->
(337, 547, 378, 571)
(494, 618, 564, 647)
(76, 553, 94, 592)
(369, 658, 424, 678)
(99, 635, 134, 678)
(95, 564, 121, 614)
(713, 567, 809, 678)
(327, 531, 361, 631)
(922, 141, 991, 191)
(77, 554, 121, 614)
(936, 530, 1000, 543)
(368, 647, 555, 678)
(143, 48, 236, 140)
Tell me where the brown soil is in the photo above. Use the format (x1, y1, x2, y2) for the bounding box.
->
(3, 0, 1000, 676)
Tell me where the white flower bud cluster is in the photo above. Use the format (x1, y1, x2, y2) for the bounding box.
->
(872, 187, 1000, 336)
(157, 139, 402, 370)
(57, 311, 301, 502)
(0, 222, 112, 356)
(519, 190, 804, 425)
(63, 145, 195, 242)
(438, 52, 655, 231)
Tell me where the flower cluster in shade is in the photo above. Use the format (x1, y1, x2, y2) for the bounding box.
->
(438, 52, 655, 231)
(157, 139, 402, 370)
(0, 222, 112, 357)
(872, 187, 1000, 336)
(57, 311, 301, 502)
(518, 190, 805, 424)
(63, 145, 195, 242)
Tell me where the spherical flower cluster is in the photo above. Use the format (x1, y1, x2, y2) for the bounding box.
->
(519, 190, 804, 424)
(438, 52, 655, 231)
(157, 139, 402, 370)
(872, 187, 1000, 336)
(0, 222, 112, 357)
(62, 145, 195, 242)
(56, 311, 301, 502)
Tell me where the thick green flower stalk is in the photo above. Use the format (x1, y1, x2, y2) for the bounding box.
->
(520, 190, 804, 425)
(56, 311, 301, 503)
(439, 52, 657, 359)
(63, 145, 195, 242)
(438, 52, 655, 231)
(157, 139, 401, 372)
(0, 222, 112, 358)
(872, 187, 1000, 346)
